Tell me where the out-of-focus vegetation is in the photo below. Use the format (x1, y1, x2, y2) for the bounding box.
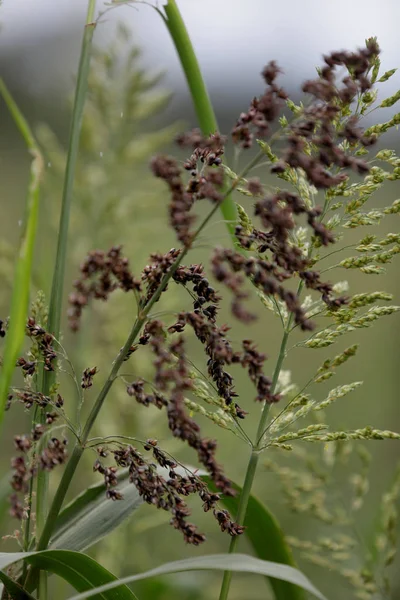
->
(1, 19, 400, 600)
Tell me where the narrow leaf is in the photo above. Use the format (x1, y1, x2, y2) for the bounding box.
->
(63, 553, 328, 600)
(0, 570, 36, 600)
(203, 476, 306, 600)
(0, 79, 43, 428)
(51, 472, 142, 551)
(0, 550, 137, 599)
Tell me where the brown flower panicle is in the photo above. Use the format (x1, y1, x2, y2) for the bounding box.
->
(211, 248, 315, 331)
(63, 43, 382, 549)
(40, 437, 68, 471)
(232, 61, 288, 148)
(95, 440, 243, 545)
(16, 357, 37, 377)
(271, 44, 379, 188)
(134, 321, 236, 496)
(151, 131, 226, 248)
(11, 389, 50, 411)
(81, 366, 98, 389)
(68, 246, 141, 331)
(26, 317, 57, 372)
(141, 248, 181, 303)
(9, 424, 66, 520)
(9, 494, 25, 520)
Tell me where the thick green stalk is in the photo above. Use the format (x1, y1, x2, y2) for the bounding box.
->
(162, 0, 238, 242)
(218, 328, 291, 600)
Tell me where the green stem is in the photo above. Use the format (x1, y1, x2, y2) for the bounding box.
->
(162, 0, 238, 243)
(44, 0, 97, 371)
(31, 2, 97, 597)
(218, 227, 323, 600)
(218, 327, 291, 600)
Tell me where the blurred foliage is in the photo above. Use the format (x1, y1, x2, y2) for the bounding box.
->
(266, 442, 400, 600)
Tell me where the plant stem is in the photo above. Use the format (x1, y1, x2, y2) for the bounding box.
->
(44, 0, 97, 379)
(218, 326, 291, 600)
(162, 0, 238, 243)
(30, 3, 97, 597)
(218, 239, 319, 600)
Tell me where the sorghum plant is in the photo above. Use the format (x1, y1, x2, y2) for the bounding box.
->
(0, 1, 400, 600)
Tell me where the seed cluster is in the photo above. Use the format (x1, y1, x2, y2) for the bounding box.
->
(9, 425, 67, 520)
(232, 61, 288, 148)
(95, 441, 243, 544)
(81, 366, 98, 389)
(142, 248, 181, 302)
(8, 386, 64, 414)
(271, 43, 379, 188)
(68, 246, 141, 331)
(170, 263, 266, 408)
(130, 320, 235, 496)
(211, 247, 314, 330)
(151, 131, 226, 247)
(26, 317, 57, 372)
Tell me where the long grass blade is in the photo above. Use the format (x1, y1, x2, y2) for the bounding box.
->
(0, 79, 43, 428)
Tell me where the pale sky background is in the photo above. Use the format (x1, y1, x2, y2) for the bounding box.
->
(1, 0, 400, 111)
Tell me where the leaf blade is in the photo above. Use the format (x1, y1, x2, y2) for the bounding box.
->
(203, 476, 306, 600)
(51, 471, 142, 552)
(63, 552, 327, 600)
(0, 550, 137, 600)
(0, 570, 36, 600)
(0, 79, 43, 428)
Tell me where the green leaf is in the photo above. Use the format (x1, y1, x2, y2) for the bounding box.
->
(63, 553, 328, 600)
(51, 471, 142, 551)
(0, 550, 137, 599)
(203, 476, 306, 600)
(0, 79, 43, 429)
(0, 570, 36, 599)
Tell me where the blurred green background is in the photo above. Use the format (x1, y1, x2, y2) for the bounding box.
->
(1, 1, 400, 599)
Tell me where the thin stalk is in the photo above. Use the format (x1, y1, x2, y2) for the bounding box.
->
(32, 2, 97, 597)
(162, 0, 238, 243)
(218, 229, 323, 600)
(218, 327, 291, 600)
(20, 474, 35, 585)
(44, 0, 97, 383)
